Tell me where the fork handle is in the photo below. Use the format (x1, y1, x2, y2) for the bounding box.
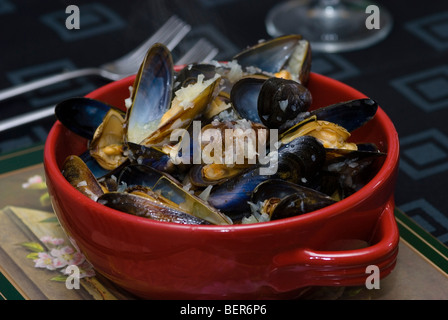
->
(0, 68, 107, 102)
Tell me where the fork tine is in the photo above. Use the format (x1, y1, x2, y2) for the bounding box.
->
(165, 23, 192, 51)
(203, 46, 220, 63)
(105, 16, 191, 74)
(175, 38, 219, 65)
(116, 16, 187, 61)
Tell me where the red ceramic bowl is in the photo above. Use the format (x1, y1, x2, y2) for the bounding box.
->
(44, 72, 400, 299)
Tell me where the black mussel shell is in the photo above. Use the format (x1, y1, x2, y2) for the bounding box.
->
(233, 35, 302, 74)
(117, 163, 172, 189)
(251, 179, 304, 204)
(258, 77, 311, 129)
(55, 97, 122, 140)
(97, 192, 210, 225)
(251, 178, 336, 219)
(279, 98, 378, 133)
(230, 77, 265, 124)
(270, 190, 336, 220)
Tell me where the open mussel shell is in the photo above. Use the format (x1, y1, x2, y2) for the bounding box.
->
(152, 176, 233, 225)
(279, 98, 378, 134)
(188, 163, 254, 188)
(124, 142, 184, 176)
(55, 97, 122, 140)
(116, 163, 232, 225)
(89, 108, 127, 171)
(251, 179, 303, 204)
(147, 74, 222, 147)
(97, 192, 211, 225)
(317, 147, 387, 200)
(125, 43, 174, 145)
(233, 35, 302, 73)
(233, 34, 311, 84)
(62, 155, 106, 201)
(230, 77, 265, 123)
(117, 163, 171, 190)
(79, 150, 110, 178)
(270, 191, 336, 220)
(280, 116, 357, 151)
(251, 179, 336, 219)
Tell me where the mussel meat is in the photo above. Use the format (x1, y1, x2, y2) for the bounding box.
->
(89, 108, 127, 170)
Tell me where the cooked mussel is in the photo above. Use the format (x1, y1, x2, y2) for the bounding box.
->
(55, 97, 123, 140)
(230, 76, 312, 130)
(230, 77, 265, 124)
(125, 43, 174, 145)
(279, 98, 378, 134)
(233, 34, 311, 85)
(257, 77, 312, 128)
(124, 142, 185, 177)
(280, 116, 357, 150)
(117, 163, 169, 190)
(251, 179, 336, 220)
(62, 155, 106, 201)
(97, 192, 211, 225)
(317, 147, 387, 200)
(141, 72, 222, 147)
(89, 108, 127, 170)
(116, 163, 232, 225)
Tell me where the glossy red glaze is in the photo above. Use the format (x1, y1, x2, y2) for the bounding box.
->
(44, 73, 400, 299)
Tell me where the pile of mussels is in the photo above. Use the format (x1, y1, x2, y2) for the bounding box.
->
(57, 35, 386, 226)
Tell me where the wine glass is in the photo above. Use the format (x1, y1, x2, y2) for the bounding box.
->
(265, 0, 393, 53)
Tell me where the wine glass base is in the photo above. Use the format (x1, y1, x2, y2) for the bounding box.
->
(265, 0, 393, 53)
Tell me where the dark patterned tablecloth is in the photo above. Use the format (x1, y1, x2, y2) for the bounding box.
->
(1, 0, 448, 248)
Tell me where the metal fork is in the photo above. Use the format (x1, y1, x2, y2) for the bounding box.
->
(175, 38, 219, 65)
(0, 15, 191, 102)
(0, 37, 218, 133)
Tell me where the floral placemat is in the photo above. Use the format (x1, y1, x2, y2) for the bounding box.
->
(0, 164, 135, 300)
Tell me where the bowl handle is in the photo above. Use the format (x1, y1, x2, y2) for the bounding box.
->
(269, 200, 399, 292)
